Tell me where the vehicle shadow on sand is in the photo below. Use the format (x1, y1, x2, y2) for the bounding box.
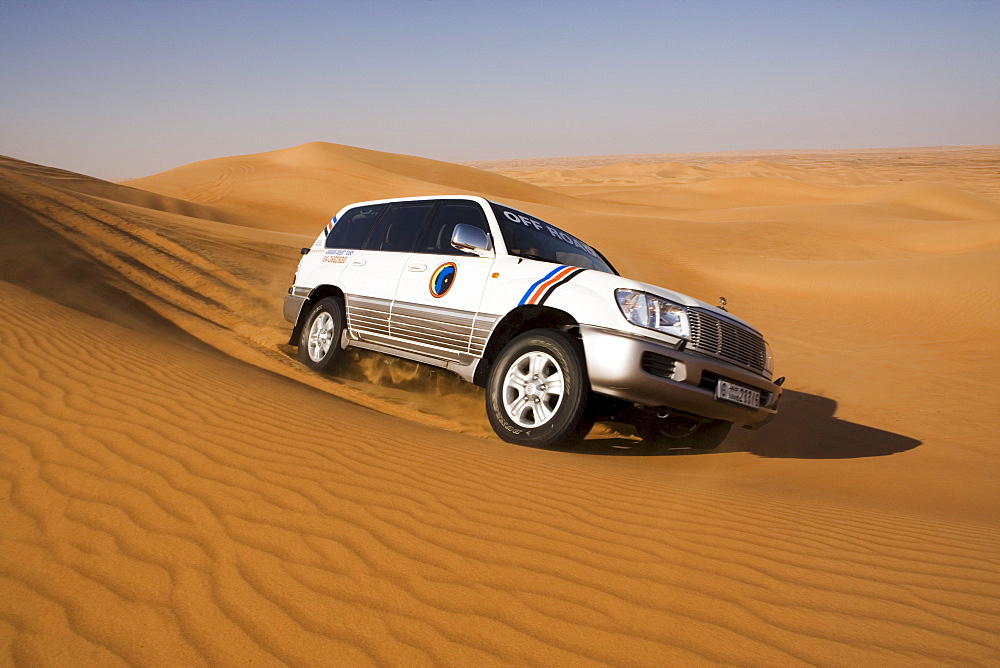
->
(558, 389, 922, 459)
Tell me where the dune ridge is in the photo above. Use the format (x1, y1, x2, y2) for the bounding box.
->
(2, 143, 1000, 664)
(125, 142, 580, 234)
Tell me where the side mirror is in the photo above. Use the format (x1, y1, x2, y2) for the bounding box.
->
(451, 224, 492, 255)
(300, 247, 311, 255)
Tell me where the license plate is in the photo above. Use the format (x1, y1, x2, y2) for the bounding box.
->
(716, 379, 761, 409)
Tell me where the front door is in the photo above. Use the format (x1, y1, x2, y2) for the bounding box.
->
(391, 200, 497, 361)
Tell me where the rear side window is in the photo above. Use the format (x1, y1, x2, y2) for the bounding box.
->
(325, 204, 387, 249)
(363, 201, 436, 252)
(416, 201, 491, 255)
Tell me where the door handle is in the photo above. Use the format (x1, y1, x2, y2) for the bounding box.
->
(408, 263, 427, 272)
(351, 258, 367, 266)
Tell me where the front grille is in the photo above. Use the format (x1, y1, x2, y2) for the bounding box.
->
(641, 351, 676, 379)
(688, 309, 767, 373)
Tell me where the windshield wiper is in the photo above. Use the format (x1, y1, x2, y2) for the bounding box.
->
(515, 252, 556, 263)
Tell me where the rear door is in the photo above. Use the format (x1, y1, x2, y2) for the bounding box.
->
(340, 201, 435, 343)
(391, 200, 497, 361)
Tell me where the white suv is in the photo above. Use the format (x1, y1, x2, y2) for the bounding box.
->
(284, 195, 782, 449)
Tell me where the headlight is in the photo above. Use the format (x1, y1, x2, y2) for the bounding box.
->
(615, 289, 690, 339)
(764, 341, 774, 374)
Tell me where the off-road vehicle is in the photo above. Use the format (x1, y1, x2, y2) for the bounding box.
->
(285, 196, 782, 448)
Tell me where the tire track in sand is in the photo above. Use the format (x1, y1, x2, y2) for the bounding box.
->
(0, 164, 495, 437)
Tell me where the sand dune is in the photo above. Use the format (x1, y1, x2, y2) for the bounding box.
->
(2, 144, 999, 664)
(126, 142, 579, 235)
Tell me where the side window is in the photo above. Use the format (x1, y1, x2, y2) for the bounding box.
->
(325, 204, 387, 249)
(416, 201, 491, 255)
(363, 201, 436, 252)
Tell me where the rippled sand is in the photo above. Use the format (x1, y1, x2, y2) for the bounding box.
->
(1, 143, 998, 664)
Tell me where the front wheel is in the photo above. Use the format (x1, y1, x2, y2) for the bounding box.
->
(486, 329, 591, 448)
(297, 297, 346, 372)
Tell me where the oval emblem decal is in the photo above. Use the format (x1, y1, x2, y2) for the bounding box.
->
(429, 262, 457, 298)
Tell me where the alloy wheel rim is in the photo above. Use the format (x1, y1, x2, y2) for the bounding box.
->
(502, 351, 565, 428)
(307, 312, 334, 361)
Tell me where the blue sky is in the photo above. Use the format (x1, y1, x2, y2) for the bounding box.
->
(1, 0, 997, 178)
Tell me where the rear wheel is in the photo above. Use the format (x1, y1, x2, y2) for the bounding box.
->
(486, 329, 592, 448)
(297, 297, 346, 372)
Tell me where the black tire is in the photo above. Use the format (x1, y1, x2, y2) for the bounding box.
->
(637, 417, 732, 450)
(297, 297, 346, 372)
(486, 329, 591, 448)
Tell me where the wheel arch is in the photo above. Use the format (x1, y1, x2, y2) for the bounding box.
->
(289, 284, 346, 346)
(473, 305, 581, 387)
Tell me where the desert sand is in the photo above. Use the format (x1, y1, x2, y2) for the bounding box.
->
(1, 142, 999, 664)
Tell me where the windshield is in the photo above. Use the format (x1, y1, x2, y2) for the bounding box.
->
(490, 203, 617, 274)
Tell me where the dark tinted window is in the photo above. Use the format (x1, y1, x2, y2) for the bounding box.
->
(325, 204, 386, 249)
(364, 202, 436, 252)
(416, 201, 491, 255)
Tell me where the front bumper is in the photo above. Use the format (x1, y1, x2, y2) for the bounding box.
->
(579, 325, 780, 428)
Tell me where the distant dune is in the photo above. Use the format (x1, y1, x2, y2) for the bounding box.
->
(2, 143, 999, 664)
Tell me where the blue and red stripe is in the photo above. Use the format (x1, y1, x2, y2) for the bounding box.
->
(519, 265, 586, 305)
